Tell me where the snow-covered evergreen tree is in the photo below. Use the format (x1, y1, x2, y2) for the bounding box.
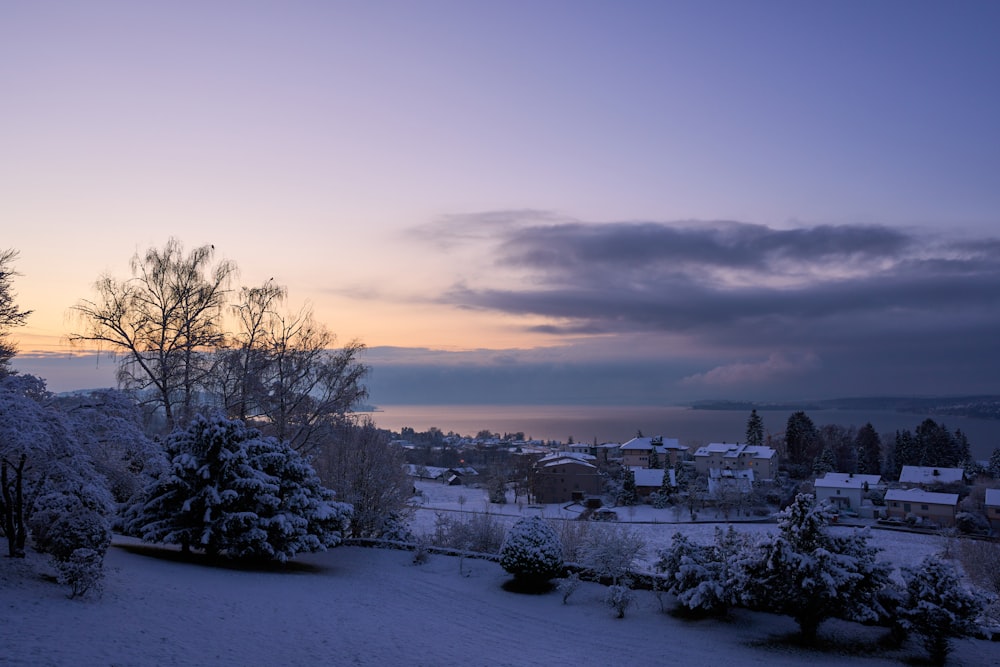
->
(656, 526, 747, 615)
(734, 493, 891, 641)
(896, 556, 984, 666)
(129, 414, 351, 562)
(616, 467, 638, 506)
(498, 516, 563, 588)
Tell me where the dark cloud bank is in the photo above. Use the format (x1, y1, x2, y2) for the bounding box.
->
(367, 214, 1000, 406)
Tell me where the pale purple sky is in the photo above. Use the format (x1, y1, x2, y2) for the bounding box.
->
(3, 1, 999, 403)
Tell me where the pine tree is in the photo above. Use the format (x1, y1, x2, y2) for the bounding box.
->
(617, 467, 638, 506)
(855, 423, 882, 476)
(989, 447, 1000, 479)
(897, 556, 984, 666)
(812, 445, 837, 476)
(784, 411, 818, 475)
(648, 447, 661, 470)
(129, 414, 351, 562)
(735, 494, 891, 641)
(745, 409, 764, 448)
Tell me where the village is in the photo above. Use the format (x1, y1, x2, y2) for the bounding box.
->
(396, 431, 1000, 536)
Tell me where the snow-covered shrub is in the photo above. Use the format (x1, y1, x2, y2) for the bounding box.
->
(896, 555, 985, 666)
(129, 414, 352, 562)
(734, 493, 892, 641)
(656, 527, 747, 615)
(606, 581, 634, 618)
(954, 511, 990, 535)
(30, 486, 113, 598)
(0, 373, 114, 590)
(430, 510, 506, 554)
(579, 524, 644, 585)
(558, 572, 581, 604)
(499, 516, 564, 588)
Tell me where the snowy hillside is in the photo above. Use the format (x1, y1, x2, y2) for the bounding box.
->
(2, 480, 996, 666)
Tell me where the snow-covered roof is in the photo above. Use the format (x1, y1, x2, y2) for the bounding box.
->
(898, 466, 964, 485)
(538, 455, 597, 470)
(814, 473, 882, 489)
(539, 452, 596, 464)
(985, 488, 1000, 508)
(884, 487, 959, 506)
(693, 443, 775, 460)
(620, 436, 684, 452)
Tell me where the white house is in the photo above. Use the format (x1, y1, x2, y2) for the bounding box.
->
(707, 468, 754, 498)
(693, 443, 777, 480)
(814, 472, 883, 513)
(619, 436, 687, 468)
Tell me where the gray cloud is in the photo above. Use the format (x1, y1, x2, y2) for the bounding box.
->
(398, 213, 1000, 401)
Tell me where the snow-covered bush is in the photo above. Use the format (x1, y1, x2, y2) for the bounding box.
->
(430, 510, 506, 554)
(129, 414, 352, 562)
(606, 581, 635, 618)
(558, 572, 581, 604)
(30, 486, 113, 597)
(579, 524, 644, 585)
(499, 516, 564, 588)
(656, 527, 747, 615)
(734, 493, 892, 641)
(896, 555, 985, 666)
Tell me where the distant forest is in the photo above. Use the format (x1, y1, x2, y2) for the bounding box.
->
(691, 396, 1000, 420)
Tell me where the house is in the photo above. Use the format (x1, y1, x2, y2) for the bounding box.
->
(692, 443, 777, 480)
(814, 472, 883, 513)
(898, 466, 964, 487)
(566, 442, 621, 464)
(884, 487, 960, 527)
(531, 453, 604, 504)
(986, 488, 1000, 533)
(629, 466, 674, 498)
(619, 436, 687, 468)
(707, 468, 754, 498)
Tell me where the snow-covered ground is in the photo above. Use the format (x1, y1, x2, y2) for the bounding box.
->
(1, 480, 994, 666)
(408, 480, 949, 573)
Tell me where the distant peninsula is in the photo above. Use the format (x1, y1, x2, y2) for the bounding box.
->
(690, 396, 1000, 420)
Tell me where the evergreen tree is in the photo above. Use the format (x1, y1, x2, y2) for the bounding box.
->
(735, 494, 891, 642)
(129, 414, 351, 562)
(855, 423, 882, 476)
(989, 447, 1000, 478)
(892, 429, 918, 477)
(745, 409, 764, 448)
(812, 445, 837, 476)
(648, 447, 661, 470)
(896, 556, 984, 666)
(656, 526, 747, 615)
(784, 411, 819, 475)
(617, 467, 638, 506)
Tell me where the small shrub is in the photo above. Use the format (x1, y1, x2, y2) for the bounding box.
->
(558, 572, 581, 604)
(606, 580, 634, 618)
(499, 517, 564, 589)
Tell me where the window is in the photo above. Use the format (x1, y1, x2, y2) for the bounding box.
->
(921, 504, 929, 511)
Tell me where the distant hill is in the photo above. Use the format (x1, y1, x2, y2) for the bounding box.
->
(690, 396, 1000, 420)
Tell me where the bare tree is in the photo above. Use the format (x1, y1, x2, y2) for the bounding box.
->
(241, 301, 368, 454)
(0, 249, 31, 372)
(315, 418, 411, 538)
(70, 239, 236, 430)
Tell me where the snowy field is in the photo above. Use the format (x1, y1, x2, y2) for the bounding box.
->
(1, 480, 996, 667)
(408, 480, 950, 573)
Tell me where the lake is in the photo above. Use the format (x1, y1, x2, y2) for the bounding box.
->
(366, 404, 1000, 461)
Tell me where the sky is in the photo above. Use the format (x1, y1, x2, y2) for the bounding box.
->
(3, 1, 999, 405)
